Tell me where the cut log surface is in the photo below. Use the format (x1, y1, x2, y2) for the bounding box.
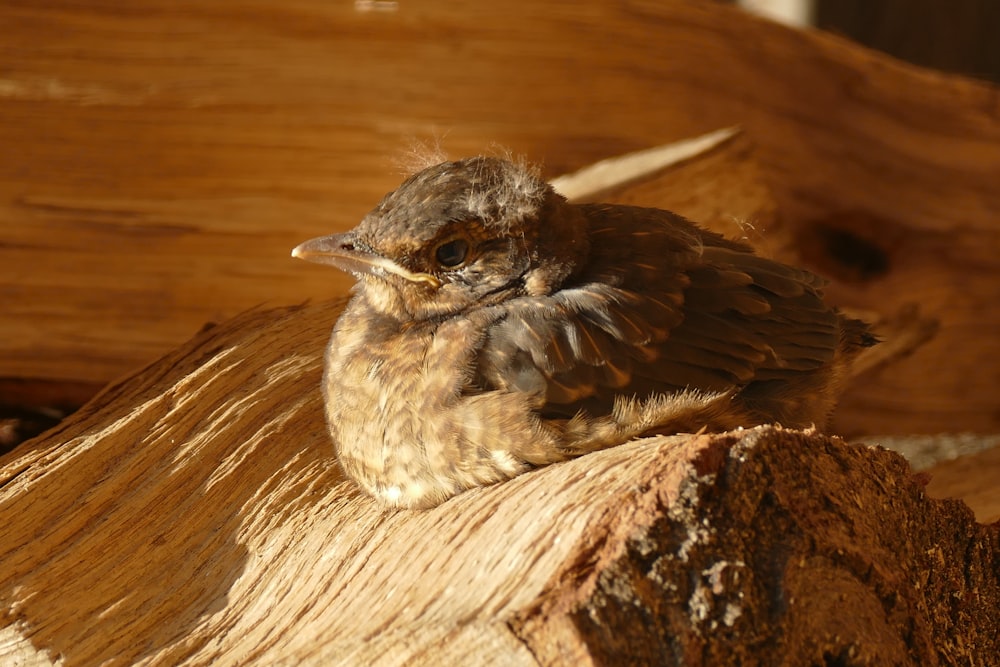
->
(1, 302, 997, 666)
(2, 0, 999, 434)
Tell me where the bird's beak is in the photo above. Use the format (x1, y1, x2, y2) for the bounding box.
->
(291, 232, 441, 287)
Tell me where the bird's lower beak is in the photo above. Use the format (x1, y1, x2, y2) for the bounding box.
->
(291, 232, 440, 287)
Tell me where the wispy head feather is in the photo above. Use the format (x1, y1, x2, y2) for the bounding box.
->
(393, 136, 451, 175)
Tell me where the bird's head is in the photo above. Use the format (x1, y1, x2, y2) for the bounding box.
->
(293, 156, 589, 321)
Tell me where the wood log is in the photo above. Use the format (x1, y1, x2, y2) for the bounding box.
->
(2, 1, 998, 662)
(1, 300, 996, 665)
(1, 126, 997, 666)
(2, 0, 999, 435)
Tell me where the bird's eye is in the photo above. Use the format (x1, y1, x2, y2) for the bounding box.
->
(435, 238, 470, 268)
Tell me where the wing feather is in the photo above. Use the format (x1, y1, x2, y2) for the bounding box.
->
(474, 206, 843, 414)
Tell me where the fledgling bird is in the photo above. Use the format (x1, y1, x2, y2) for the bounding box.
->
(293, 156, 875, 509)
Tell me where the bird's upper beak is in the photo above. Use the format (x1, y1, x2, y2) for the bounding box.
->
(291, 232, 440, 287)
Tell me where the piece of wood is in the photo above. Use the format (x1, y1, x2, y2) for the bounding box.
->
(2, 4, 998, 661)
(854, 431, 1000, 524)
(2, 0, 999, 435)
(1, 300, 996, 666)
(550, 127, 779, 253)
(924, 445, 1000, 524)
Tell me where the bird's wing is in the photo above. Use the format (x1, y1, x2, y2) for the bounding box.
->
(475, 278, 686, 404)
(641, 245, 840, 389)
(474, 244, 839, 410)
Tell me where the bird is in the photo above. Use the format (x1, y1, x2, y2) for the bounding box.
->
(292, 156, 876, 509)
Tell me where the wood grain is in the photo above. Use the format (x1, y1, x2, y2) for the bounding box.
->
(2, 0, 999, 435)
(1, 299, 995, 665)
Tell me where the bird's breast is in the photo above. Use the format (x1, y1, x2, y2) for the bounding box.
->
(320, 299, 526, 508)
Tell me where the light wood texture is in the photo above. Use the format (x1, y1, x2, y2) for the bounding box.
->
(1, 299, 996, 666)
(2, 0, 999, 435)
(1, 129, 996, 666)
(0, 133, 1000, 666)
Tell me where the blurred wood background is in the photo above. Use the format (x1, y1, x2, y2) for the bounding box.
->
(1, 0, 998, 438)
